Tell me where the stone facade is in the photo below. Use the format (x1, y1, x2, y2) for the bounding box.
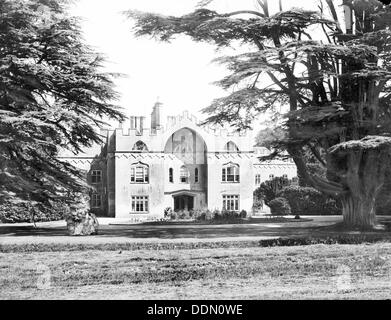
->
(62, 103, 297, 219)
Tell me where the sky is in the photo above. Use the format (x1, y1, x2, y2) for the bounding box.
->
(70, 0, 344, 129)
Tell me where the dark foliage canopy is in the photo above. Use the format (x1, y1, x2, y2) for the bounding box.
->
(0, 0, 125, 207)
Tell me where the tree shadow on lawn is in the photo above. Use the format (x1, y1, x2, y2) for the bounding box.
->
(0, 223, 320, 239)
(1, 216, 391, 240)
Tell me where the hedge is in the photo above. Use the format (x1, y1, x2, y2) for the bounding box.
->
(277, 185, 341, 215)
(269, 197, 291, 215)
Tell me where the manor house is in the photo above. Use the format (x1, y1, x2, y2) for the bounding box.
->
(61, 102, 297, 218)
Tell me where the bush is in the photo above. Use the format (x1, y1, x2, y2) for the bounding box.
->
(376, 167, 391, 215)
(268, 197, 291, 215)
(277, 185, 341, 215)
(253, 176, 291, 206)
(194, 209, 247, 221)
(164, 207, 173, 218)
(240, 210, 247, 218)
(0, 201, 63, 223)
(178, 210, 191, 220)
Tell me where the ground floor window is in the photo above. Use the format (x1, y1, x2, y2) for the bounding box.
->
(222, 194, 239, 211)
(131, 196, 149, 213)
(91, 193, 102, 208)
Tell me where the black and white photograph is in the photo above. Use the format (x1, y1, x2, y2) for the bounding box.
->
(1, 0, 391, 306)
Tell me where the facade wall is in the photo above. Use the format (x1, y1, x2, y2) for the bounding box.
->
(62, 110, 298, 218)
(207, 154, 254, 212)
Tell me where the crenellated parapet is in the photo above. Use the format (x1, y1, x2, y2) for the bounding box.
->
(98, 105, 255, 154)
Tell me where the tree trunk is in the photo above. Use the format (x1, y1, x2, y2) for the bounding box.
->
(341, 193, 376, 229)
(333, 144, 391, 230)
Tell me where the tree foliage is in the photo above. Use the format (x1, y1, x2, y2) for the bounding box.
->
(0, 0, 125, 209)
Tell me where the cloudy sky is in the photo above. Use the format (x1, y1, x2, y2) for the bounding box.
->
(70, 0, 342, 128)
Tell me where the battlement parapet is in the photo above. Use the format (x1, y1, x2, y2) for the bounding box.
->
(112, 109, 250, 139)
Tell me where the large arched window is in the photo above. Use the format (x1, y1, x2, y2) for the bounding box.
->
(224, 141, 239, 153)
(222, 163, 240, 183)
(132, 140, 148, 152)
(130, 162, 149, 183)
(180, 165, 189, 183)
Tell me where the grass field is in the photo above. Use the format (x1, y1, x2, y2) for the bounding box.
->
(1, 242, 391, 299)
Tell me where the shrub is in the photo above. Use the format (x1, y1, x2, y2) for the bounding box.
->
(164, 207, 173, 218)
(253, 176, 291, 206)
(0, 201, 63, 223)
(169, 210, 179, 220)
(212, 209, 222, 220)
(178, 210, 191, 220)
(268, 197, 291, 215)
(376, 167, 391, 215)
(277, 185, 341, 215)
(240, 210, 247, 218)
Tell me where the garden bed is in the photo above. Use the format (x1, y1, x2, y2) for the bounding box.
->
(141, 216, 313, 226)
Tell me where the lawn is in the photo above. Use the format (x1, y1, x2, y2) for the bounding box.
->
(1, 242, 391, 299)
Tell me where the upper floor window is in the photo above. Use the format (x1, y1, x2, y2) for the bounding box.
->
(180, 165, 189, 183)
(283, 174, 288, 179)
(132, 140, 148, 152)
(91, 170, 102, 184)
(255, 174, 261, 185)
(169, 168, 174, 183)
(130, 162, 149, 183)
(222, 163, 240, 183)
(224, 141, 239, 153)
(195, 168, 199, 183)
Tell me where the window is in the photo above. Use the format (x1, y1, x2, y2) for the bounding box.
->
(269, 174, 274, 180)
(222, 195, 239, 211)
(195, 168, 199, 183)
(91, 193, 101, 208)
(130, 162, 149, 183)
(132, 141, 148, 151)
(181, 136, 186, 156)
(91, 170, 102, 183)
(283, 174, 288, 179)
(255, 174, 261, 185)
(131, 196, 149, 213)
(224, 141, 239, 153)
(222, 163, 239, 183)
(180, 165, 189, 183)
(169, 168, 173, 183)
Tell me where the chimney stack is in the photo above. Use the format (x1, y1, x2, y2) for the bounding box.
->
(130, 116, 135, 130)
(151, 101, 162, 131)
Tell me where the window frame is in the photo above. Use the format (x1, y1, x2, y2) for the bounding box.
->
(180, 165, 189, 183)
(91, 170, 102, 184)
(224, 141, 239, 153)
(130, 162, 149, 184)
(91, 193, 102, 208)
(195, 167, 199, 183)
(132, 140, 149, 152)
(222, 194, 239, 211)
(222, 163, 240, 183)
(131, 196, 149, 213)
(169, 167, 174, 183)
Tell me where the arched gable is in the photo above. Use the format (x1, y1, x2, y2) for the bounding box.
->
(132, 140, 149, 151)
(224, 141, 239, 152)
